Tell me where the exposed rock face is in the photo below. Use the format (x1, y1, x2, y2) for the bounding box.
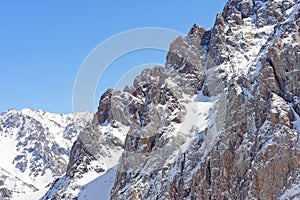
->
(166, 24, 210, 96)
(94, 89, 113, 124)
(0, 187, 12, 199)
(44, 0, 300, 199)
(109, 0, 300, 199)
(206, 13, 227, 69)
(41, 123, 128, 199)
(296, 102, 300, 115)
(266, 38, 300, 102)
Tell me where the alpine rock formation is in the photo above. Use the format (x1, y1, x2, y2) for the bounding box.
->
(2, 0, 300, 199)
(0, 109, 92, 199)
(107, 0, 300, 199)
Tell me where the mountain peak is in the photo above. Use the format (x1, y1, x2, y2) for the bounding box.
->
(2, 0, 300, 199)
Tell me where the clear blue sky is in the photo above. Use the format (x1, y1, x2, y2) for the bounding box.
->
(0, 1, 227, 114)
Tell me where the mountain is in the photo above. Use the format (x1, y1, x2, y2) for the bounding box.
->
(0, 109, 93, 199)
(96, 0, 300, 199)
(107, 0, 300, 199)
(2, 0, 300, 199)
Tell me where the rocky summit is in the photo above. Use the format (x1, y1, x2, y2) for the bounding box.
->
(45, 0, 300, 199)
(107, 1, 300, 199)
(1, 0, 300, 199)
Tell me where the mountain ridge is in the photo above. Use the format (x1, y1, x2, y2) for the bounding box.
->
(0, 109, 93, 199)
(42, 0, 300, 199)
(1, 0, 300, 199)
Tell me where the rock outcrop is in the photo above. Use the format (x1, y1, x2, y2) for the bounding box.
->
(109, 0, 300, 199)
(41, 123, 128, 199)
(43, 0, 300, 199)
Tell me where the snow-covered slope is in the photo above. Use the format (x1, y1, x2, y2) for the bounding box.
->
(77, 166, 117, 200)
(0, 109, 92, 199)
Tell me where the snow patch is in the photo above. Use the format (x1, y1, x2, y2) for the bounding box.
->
(78, 167, 117, 200)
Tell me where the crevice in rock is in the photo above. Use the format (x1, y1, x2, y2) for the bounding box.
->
(267, 57, 285, 100)
(206, 159, 211, 186)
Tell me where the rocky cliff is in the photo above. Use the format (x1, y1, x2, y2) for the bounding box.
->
(109, 0, 300, 199)
(43, 0, 300, 199)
